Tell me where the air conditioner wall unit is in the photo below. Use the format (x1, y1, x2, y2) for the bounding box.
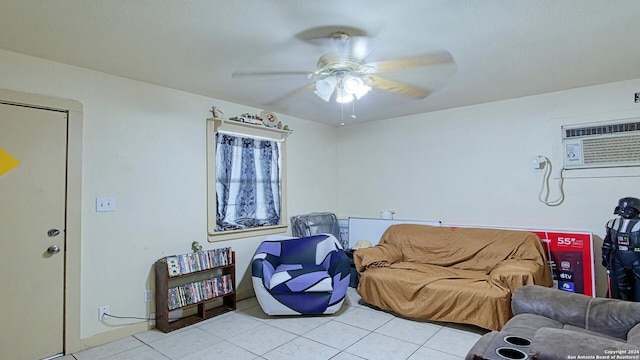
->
(561, 118, 640, 169)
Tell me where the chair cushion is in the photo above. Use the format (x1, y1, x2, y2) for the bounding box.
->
(269, 264, 333, 292)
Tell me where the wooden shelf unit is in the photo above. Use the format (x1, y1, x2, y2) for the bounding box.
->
(154, 251, 236, 333)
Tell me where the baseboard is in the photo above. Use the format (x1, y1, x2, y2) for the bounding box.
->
(236, 288, 255, 301)
(78, 321, 151, 352)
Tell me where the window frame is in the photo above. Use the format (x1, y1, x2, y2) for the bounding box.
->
(206, 117, 291, 241)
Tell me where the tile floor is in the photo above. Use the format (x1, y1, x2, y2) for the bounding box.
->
(64, 288, 488, 360)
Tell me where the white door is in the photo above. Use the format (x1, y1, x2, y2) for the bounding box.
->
(0, 103, 67, 359)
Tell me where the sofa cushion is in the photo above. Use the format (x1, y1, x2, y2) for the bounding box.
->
(562, 324, 622, 342)
(269, 264, 332, 292)
(358, 263, 513, 330)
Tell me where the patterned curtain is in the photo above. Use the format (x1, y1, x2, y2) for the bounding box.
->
(215, 133, 281, 231)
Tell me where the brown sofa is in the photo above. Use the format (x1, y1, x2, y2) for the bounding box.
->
(353, 224, 553, 330)
(467, 285, 640, 360)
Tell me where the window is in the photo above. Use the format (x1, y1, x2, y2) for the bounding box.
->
(215, 134, 280, 230)
(207, 118, 290, 241)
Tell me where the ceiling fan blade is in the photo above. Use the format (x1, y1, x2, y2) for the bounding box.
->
(368, 51, 454, 73)
(232, 70, 310, 79)
(265, 83, 316, 106)
(367, 75, 430, 99)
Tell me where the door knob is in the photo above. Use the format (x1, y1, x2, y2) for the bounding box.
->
(47, 245, 61, 254)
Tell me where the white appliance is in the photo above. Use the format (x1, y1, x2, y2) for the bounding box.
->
(561, 118, 640, 169)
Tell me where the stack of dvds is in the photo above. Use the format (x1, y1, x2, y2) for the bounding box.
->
(167, 274, 233, 310)
(165, 247, 232, 277)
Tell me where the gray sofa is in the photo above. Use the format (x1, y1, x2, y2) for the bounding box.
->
(466, 285, 640, 360)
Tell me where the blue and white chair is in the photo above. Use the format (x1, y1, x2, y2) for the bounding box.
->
(251, 234, 350, 315)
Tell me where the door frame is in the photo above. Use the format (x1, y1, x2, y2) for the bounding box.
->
(0, 88, 83, 355)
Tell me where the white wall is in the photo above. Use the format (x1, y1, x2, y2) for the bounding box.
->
(3, 45, 640, 345)
(337, 78, 640, 296)
(0, 49, 339, 340)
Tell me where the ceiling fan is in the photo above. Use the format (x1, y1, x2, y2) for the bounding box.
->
(232, 29, 455, 105)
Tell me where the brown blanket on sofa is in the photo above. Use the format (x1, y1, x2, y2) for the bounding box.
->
(354, 224, 553, 330)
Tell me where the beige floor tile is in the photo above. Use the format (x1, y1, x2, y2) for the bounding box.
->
(148, 327, 223, 359)
(227, 323, 297, 355)
(344, 332, 420, 360)
(334, 307, 394, 331)
(237, 303, 275, 321)
(374, 317, 443, 345)
(133, 327, 189, 344)
(330, 352, 367, 360)
(267, 314, 332, 335)
(73, 336, 144, 360)
(408, 346, 465, 360)
(303, 320, 370, 350)
(103, 345, 167, 360)
(423, 327, 482, 357)
(181, 340, 259, 360)
(263, 337, 340, 360)
(197, 311, 265, 339)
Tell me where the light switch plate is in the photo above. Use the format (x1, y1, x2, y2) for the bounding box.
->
(96, 197, 116, 212)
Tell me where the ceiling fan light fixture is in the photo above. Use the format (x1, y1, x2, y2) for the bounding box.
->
(352, 85, 371, 100)
(343, 75, 371, 100)
(335, 87, 354, 104)
(314, 76, 338, 102)
(343, 75, 362, 92)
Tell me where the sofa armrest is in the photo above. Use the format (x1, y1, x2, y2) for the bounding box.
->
(511, 285, 591, 328)
(488, 260, 542, 290)
(529, 327, 640, 360)
(627, 323, 640, 346)
(353, 244, 403, 273)
(586, 296, 640, 339)
(327, 250, 350, 277)
(251, 241, 285, 286)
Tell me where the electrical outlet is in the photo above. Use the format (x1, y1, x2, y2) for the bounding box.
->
(96, 197, 116, 212)
(149, 312, 156, 326)
(99, 305, 109, 321)
(532, 156, 545, 171)
(144, 289, 153, 303)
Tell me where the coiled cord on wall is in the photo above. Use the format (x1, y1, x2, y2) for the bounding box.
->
(536, 155, 566, 207)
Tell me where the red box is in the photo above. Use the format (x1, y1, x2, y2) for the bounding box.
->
(532, 231, 594, 297)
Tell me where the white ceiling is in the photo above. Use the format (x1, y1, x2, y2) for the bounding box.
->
(2, 1, 640, 125)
